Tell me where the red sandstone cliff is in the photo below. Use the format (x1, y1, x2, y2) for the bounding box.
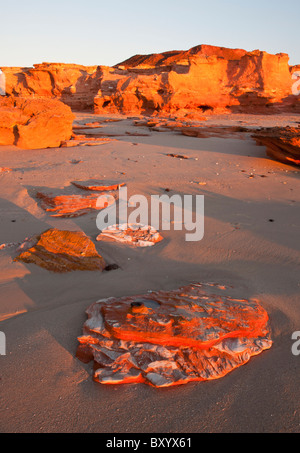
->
(2, 63, 102, 111)
(1, 45, 299, 116)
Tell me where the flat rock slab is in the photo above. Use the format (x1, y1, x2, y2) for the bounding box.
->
(36, 186, 116, 217)
(14, 228, 106, 272)
(76, 283, 272, 387)
(61, 135, 115, 147)
(253, 126, 300, 166)
(96, 223, 163, 247)
(71, 180, 126, 191)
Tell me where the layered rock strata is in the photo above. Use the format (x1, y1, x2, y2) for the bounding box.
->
(76, 283, 272, 387)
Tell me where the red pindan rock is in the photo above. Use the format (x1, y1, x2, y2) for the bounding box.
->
(0, 96, 74, 149)
(94, 45, 298, 116)
(2, 63, 102, 111)
(71, 180, 126, 191)
(252, 127, 300, 166)
(2, 45, 299, 117)
(76, 283, 272, 387)
(36, 186, 116, 217)
(14, 229, 106, 272)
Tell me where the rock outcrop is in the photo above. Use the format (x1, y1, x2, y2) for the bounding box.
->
(1, 45, 299, 117)
(71, 180, 126, 191)
(36, 186, 116, 217)
(0, 96, 74, 148)
(76, 283, 272, 387)
(96, 223, 163, 247)
(2, 63, 102, 111)
(95, 45, 298, 116)
(14, 228, 106, 272)
(252, 127, 300, 166)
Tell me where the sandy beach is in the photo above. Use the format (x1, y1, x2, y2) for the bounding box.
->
(0, 112, 299, 433)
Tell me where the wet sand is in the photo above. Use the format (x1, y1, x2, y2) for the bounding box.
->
(0, 113, 299, 433)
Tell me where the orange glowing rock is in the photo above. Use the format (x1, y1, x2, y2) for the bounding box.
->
(0, 96, 74, 149)
(2, 45, 299, 117)
(96, 223, 163, 247)
(71, 180, 125, 191)
(252, 127, 300, 166)
(36, 187, 116, 217)
(93, 45, 297, 116)
(76, 283, 272, 387)
(14, 228, 106, 272)
(82, 122, 103, 127)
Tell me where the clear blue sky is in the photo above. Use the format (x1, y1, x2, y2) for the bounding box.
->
(1, 0, 299, 67)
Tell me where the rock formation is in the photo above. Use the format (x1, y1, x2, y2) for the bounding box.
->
(71, 180, 125, 191)
(1, 45, 299, 117)
(14, 228, 106, 272)
(252, 127, 300, 166)
(76, 283, 272, 387)
(95, 45, 298, 116)
(36, 186, 116, 217)
(96, 223, 163, 247)
(61, 134, 115, 148)
(0, 96, 74, 148)
(2, 63, 102, 111)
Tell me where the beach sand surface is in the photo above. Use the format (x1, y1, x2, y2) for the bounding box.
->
(0, 113, 299, 433)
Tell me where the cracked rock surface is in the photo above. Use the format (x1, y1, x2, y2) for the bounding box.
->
(76, 283, 272, 387)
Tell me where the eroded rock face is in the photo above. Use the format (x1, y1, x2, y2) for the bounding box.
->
(2, 45, 299, 116)
(94, 46, 298, 116)
(252, 127, 300, 166)
(96, 223, 163, 247)
(14, 228, 106, 272)
(2, 63, 102, 111)
(0, 96, 74, 149)
(76, 283, 272, 387)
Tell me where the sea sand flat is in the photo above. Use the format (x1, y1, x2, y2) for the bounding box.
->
(0, 113, 299, 433)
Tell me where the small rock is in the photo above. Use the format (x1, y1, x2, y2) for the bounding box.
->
(14, 229, 106, 272)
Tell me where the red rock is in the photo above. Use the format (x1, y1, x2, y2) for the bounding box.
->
(0, 96, 74, 149)
(167, 153, 189, 159)
(96, 223, 163, 247)
(76, 283, 272, 387)
(81, 122, 103, 127)
(2, 45, 299, 117)
(36, 186, 116, 217)
(71, 180, 125, 191)
(2, 63, 102, 111)
(14, 228, 106, 272)
(94, 45, 297, 116)
(61, 135, 114, 147)
(252, 127, 300, 166)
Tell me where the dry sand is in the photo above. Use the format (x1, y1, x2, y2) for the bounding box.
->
(0, 113, 299, 433)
